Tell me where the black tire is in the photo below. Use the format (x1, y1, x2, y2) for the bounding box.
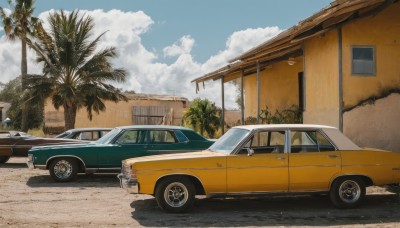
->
(155, 176, 195, 213)
(330, 176, 365, 209)
(49, 158, 78, 182)
(0, 156, 10, 164)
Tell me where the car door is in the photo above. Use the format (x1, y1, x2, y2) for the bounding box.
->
(97, 129, 149, 168)
(226, 130, 289, 193)
(146, 130, 190, 155)
(288, 130, 341, 192)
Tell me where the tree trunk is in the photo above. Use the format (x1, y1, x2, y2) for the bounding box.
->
(21, 39, 29, 132)
(63, 103, 77, 130)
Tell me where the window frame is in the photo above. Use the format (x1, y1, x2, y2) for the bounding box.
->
(351, 45, 376, 76)
(288, 129, 336, 153)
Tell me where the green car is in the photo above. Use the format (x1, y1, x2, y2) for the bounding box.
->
(27, 125, 214, 182)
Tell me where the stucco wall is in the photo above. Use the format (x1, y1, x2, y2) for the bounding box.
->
(243, 57, 302, 119)
(343, 93, 400, 151)
(44, 98, 188, 129)
(342, 3, 400, 109)
(303, 29, 340, 128)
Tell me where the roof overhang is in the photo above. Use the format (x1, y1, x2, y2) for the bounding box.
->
(192, 0, 399, 86)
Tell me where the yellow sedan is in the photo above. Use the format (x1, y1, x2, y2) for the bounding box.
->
(118, 124, 400, 213)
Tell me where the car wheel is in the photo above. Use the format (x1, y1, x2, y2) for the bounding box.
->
(330, 176, 365, 209)
(0, 156, 10, 164)
(155, 176, 195, 213)
(49, 158, 78, 182)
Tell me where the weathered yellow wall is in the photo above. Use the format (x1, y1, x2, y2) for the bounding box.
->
(344, 93, 400, 151)
(342, 3, 400, 109)
(303, 29, 340, 128)
(44, 99, 187, 129)
(243, 57, 302, 119)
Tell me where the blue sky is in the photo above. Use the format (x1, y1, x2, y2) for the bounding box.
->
(0, 0, 332, 108)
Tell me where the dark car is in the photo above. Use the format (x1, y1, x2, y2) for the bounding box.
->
(55, 128, 112, 141)
(0, 131, 86, 164)
(27, 125, 215, 182)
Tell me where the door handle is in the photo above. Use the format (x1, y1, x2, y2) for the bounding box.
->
(276, 156, 286, 160)
(328, 154, 338, 158)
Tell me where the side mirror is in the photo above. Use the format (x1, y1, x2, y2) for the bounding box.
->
(247, 148, 254, 156)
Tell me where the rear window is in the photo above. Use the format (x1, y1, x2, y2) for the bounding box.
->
(181, 130, 206, 141)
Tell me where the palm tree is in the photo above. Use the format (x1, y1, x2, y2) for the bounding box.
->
(183, 98, 221, 138)
(26, 10, 128, 130)
(0, 0, 39, 131)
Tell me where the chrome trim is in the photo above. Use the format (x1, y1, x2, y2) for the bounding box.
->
(117, 173, 139, 194)
(46, 155, 87, 169)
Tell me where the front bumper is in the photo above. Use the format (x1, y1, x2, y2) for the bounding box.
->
(117, 173, 139, 194)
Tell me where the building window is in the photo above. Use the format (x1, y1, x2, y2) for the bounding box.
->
(351, 46, 376, 76)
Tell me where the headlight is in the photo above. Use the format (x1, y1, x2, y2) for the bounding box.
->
(121, 162, 131, 176)
(27, 154, 34, 162)
(121, 161, 138, 179)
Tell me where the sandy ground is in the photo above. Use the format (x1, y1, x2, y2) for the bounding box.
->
(1, 157, 400, 227)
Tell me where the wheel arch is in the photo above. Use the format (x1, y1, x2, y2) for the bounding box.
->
(46, 155, 86, 172)
(154, 174, 206, 195)
(330, 174, 374, 189)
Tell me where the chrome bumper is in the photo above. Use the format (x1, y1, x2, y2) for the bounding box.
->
(117, 173, 139, 194)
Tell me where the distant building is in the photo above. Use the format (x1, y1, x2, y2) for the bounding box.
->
(43, 93, 189, 133)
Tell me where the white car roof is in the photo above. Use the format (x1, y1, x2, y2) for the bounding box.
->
(234, 124, 336, 131)
(233, 124, 360, 150)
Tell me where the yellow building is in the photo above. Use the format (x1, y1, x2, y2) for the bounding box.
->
(193, 0, 400, 151)
(44, 93, 189, 134)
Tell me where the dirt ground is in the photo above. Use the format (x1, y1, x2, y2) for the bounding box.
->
(1, 157, 400, 228)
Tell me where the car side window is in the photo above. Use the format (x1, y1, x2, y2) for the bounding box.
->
(240, 131, 285, 154)
(78, 132, 98, 140)
(316, 132, 336, 151)
(290, 130, 335, 153)
(149, 130, 177, 143)
(116, 130, 146, 144)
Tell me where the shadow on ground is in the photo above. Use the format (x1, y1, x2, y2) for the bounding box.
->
(26, 173, 120, 188)
(131, 194, 400, 227)
(0, 161, 27, 169)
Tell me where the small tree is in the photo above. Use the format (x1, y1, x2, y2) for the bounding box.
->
(183, 98, 221, 138)
(0, 77, 43, 130)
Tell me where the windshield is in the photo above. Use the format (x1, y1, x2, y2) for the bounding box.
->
(95, 128, 121, 144)
(209, 128, 250, 154)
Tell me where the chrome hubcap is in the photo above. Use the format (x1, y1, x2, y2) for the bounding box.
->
(54, 160, 73, 179)
(339, 180, 361, 203)
(164, 182, 188, 208)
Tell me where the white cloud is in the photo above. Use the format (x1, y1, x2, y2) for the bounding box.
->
(163, 35, 195, 57)
(0, 9, 282, 109)
(0, 36, 42, 82)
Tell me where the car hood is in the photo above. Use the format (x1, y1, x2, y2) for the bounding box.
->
(123, 150, 224, 165)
